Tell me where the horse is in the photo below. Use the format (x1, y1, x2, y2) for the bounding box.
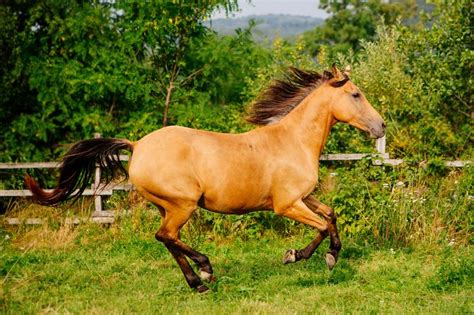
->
(26, 65, 385, 293)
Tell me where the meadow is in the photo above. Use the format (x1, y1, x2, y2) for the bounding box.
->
(1, 220, 472, 314)
(1, 162, 473, 313)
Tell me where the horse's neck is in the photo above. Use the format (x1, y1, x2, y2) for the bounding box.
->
(278, 89, 334, 162)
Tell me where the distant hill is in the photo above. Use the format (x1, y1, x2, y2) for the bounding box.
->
(206, 14, 324, 41)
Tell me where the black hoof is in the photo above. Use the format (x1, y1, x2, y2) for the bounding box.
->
(196, 284, 209, 293)
(282, 249, 297, 264)
(325, 252, 336, 270)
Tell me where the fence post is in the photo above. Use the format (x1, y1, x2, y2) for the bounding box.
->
(93, 133, 102, 212)
(375, 136, 386, 156)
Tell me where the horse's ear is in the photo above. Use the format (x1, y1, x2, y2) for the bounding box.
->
(329, 63, 349, 87)
(343, 65, 351, 76)
(331, 63, 344, 80)
(323, 70, 333, 80)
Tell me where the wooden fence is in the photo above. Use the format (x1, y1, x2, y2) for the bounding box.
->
(0, 134, 470, 225)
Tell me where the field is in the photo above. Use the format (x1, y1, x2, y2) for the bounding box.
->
(1, 1, 472, 314)
(1, 212, 472, 314)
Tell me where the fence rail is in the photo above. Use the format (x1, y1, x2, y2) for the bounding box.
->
(1, 135, 470, 225)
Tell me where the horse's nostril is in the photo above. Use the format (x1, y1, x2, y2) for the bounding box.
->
(381, 122, 386, 129)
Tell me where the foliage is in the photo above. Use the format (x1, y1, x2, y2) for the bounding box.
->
(184, 26, 271, 106)
(301, 0, 418, 60)
(314, 161, 472, 247)
(400, 0, 472, 152)
(0, 1, 470, 162)
(344, 1, 472, 159)
(1, 1, 151, 161)
(0, 0, 238, 162)
(114, 1, 239, 126)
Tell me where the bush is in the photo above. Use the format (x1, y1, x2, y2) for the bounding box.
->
(338, 1, 472, 159)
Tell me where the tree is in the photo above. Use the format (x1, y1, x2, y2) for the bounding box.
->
(0, 0, 238, 161)
(301, 0, 417, 59)
(348, 1, 472, 158)
(115, 1, 238, 126)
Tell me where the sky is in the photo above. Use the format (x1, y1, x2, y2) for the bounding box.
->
(212, 0, 329, 19)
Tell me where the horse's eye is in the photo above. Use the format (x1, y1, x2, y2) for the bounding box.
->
(352, 92, 361, 98)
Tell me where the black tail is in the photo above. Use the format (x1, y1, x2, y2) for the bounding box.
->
(25, 138, 133, 206)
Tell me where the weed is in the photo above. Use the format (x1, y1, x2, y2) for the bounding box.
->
(427, 248, 474, 291)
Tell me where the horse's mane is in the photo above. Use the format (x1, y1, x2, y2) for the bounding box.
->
(246, 67, 348, 125)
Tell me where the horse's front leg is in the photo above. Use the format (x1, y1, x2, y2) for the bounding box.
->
(303, 195, 342, 269)
(274, 199, 330, 264)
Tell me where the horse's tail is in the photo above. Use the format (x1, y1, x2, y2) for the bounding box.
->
(25, 138, 134, 206)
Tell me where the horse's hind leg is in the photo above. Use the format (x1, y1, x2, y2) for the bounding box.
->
(165, 244, 209, 293)
(303, 196, 342, 270)
(167, 238, 215, 283)
(155, 204, 215, 292)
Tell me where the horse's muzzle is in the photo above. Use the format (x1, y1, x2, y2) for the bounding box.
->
(369, 121, 386, 139)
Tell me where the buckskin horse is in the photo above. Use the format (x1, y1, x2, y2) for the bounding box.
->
(26, 65, 385, 292)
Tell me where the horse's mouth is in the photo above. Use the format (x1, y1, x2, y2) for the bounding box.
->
(369, 127, 385, 139)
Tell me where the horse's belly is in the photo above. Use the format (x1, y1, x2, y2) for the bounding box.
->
(199, 183, 273, 214)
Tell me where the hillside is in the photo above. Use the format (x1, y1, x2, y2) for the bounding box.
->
(207, 14, 324, 41)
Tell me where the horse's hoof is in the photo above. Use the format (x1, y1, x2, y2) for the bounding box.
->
(196, 284, 209, 293)
(325, 253, 336, 270)
(282, 249, 297, 264)
(199, 269, 216, 282)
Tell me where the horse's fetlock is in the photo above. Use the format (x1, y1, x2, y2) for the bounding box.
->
(197, 255, 210, 266)
(332, 239, 342, 251)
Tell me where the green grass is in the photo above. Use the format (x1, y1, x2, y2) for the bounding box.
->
(1, 229, 472, 314)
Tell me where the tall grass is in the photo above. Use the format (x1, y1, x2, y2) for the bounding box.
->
(2, 161, 471, 251)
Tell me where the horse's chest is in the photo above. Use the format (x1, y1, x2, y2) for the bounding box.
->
(274, 162, 319, 196)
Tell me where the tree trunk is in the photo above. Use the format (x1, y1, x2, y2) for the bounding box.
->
(162, 79, 174, 127)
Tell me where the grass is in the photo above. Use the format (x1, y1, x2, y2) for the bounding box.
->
(1, 223, 472, 314)
(0, 164, 471, 313)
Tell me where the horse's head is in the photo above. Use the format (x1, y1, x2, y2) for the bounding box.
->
(325, 65, 385, 139)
